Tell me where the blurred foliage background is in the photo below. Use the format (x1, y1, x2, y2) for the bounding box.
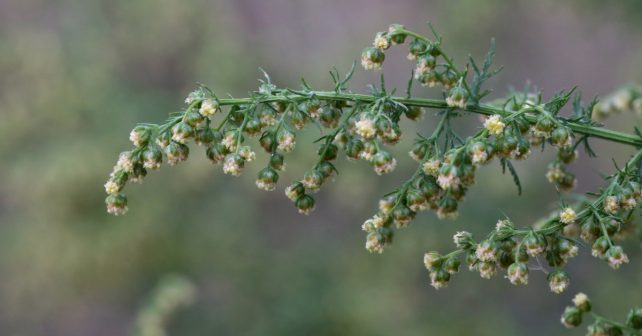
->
(1, 0, 641, 335)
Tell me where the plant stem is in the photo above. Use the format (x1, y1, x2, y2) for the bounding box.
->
(212, 91, 642, 147)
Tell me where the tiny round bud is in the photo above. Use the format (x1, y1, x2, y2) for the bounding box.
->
(443, 256, 461, 274)
(166, 142, 189, 165)
(105, 168, 128, 193)
(244, 117, 262, 136)
(206, 143, 227, 164)
(316, 161, 336, 180)
(388, 24, 406, 44)
(105, 193, 128, 215)
(259, 108, 277, 127)
(560, 306, 582, 328)
(429, 268, 451, 290)
(302, 169, 324, 191)
(194, 127, 217, 146)
(551, 126, 572, 147)
(514, 117, 530, 134)
(408, 39, 427, 59)
(269, 153, 285, 171)
(559, 207, 577, 225)
(437, 165, 461, 190)
(557, 146, 578, 164)
(548, 270, 570, 294)
(405, 188, 428, 212)
(361, 47, 385, 70)
(238, 146, 256, 162)
(468, 141, 489, 165)
(423, 252, 442, 271)
(536, 115, 556, 133)
(415, 55, 436, 75)
(256, 167, 279, 191)
(222, 153, 244, 176)
(446, 85, 467, 109)
(171, 122, 194, 144)
(259, 131, 276, 152)
(292, 109, 310, 130)
(416, 175, 440, 200)
(523, 232, 546, 257)
(478, 261, 497, 279)
(422, 159, 441, 176)
(277, 129, 296, 152)
(319, 106, 341, 128)
(344, 138, 364, 160)
(129, 125, 151, 147)
(573, 293, 591, 312)
(604, 195, 620, 214)
(591, 236, 610, 259)
(354, 113, 377, 139)
(605, 245, 629, 269)
(441, 70, 458, 89)
(436, 196, 459, 219)
(229, 105, 245, 124)
(475, 240, 497, 262)
(372, 150, 397, 175)
(184, 111, 205, 127)
(373, 32, 390, 50)
(484, 115, 505, 136)
(418, 71, 440, 87)
(295, 194, 315, 215)
(142, 147, 163, 170)
(126, 163, 145, 183)
(404, 106, 425, 121)
(319, 143, 338, 161)
(494, 219, 514, 239)
(392, 205, 415, 228)
(453, 231, 474, 249)
(466, 253, 479, 271)
(409, 142, 429, 162)
(156, 131, 171, 148)
(285, 182, 305, 201)
(558, 239, 579, 261)
(116, 151, 138, 173)
(199, 99, 219, 117)
(507, 262, 529, 285)
(378, 195, 396, 214)
(426, 42, 441, 57)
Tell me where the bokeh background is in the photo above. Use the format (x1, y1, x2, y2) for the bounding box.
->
(1, 0, 641, 335)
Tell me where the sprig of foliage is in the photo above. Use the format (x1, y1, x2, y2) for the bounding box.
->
(105, 23, 642, 334)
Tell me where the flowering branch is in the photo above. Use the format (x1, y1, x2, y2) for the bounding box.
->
(104, 23, 642, 333)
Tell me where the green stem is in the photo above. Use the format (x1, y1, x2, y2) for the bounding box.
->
(590, 312, 635, 332)
(210, 91, 642, 147)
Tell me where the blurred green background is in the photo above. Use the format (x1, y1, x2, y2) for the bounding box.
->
(1, 0, 641, 335)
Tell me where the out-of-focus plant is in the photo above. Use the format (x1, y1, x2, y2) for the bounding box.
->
(105, 23, 642, 333)
(134, 274, 196, 336)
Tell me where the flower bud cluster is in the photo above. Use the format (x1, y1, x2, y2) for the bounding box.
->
(561, 293, 642, 335)
(570, 172, 641, 270)
(104, 92, 227, 214)
(362, 24, 470, 110)
(421, 216, 579, 293)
